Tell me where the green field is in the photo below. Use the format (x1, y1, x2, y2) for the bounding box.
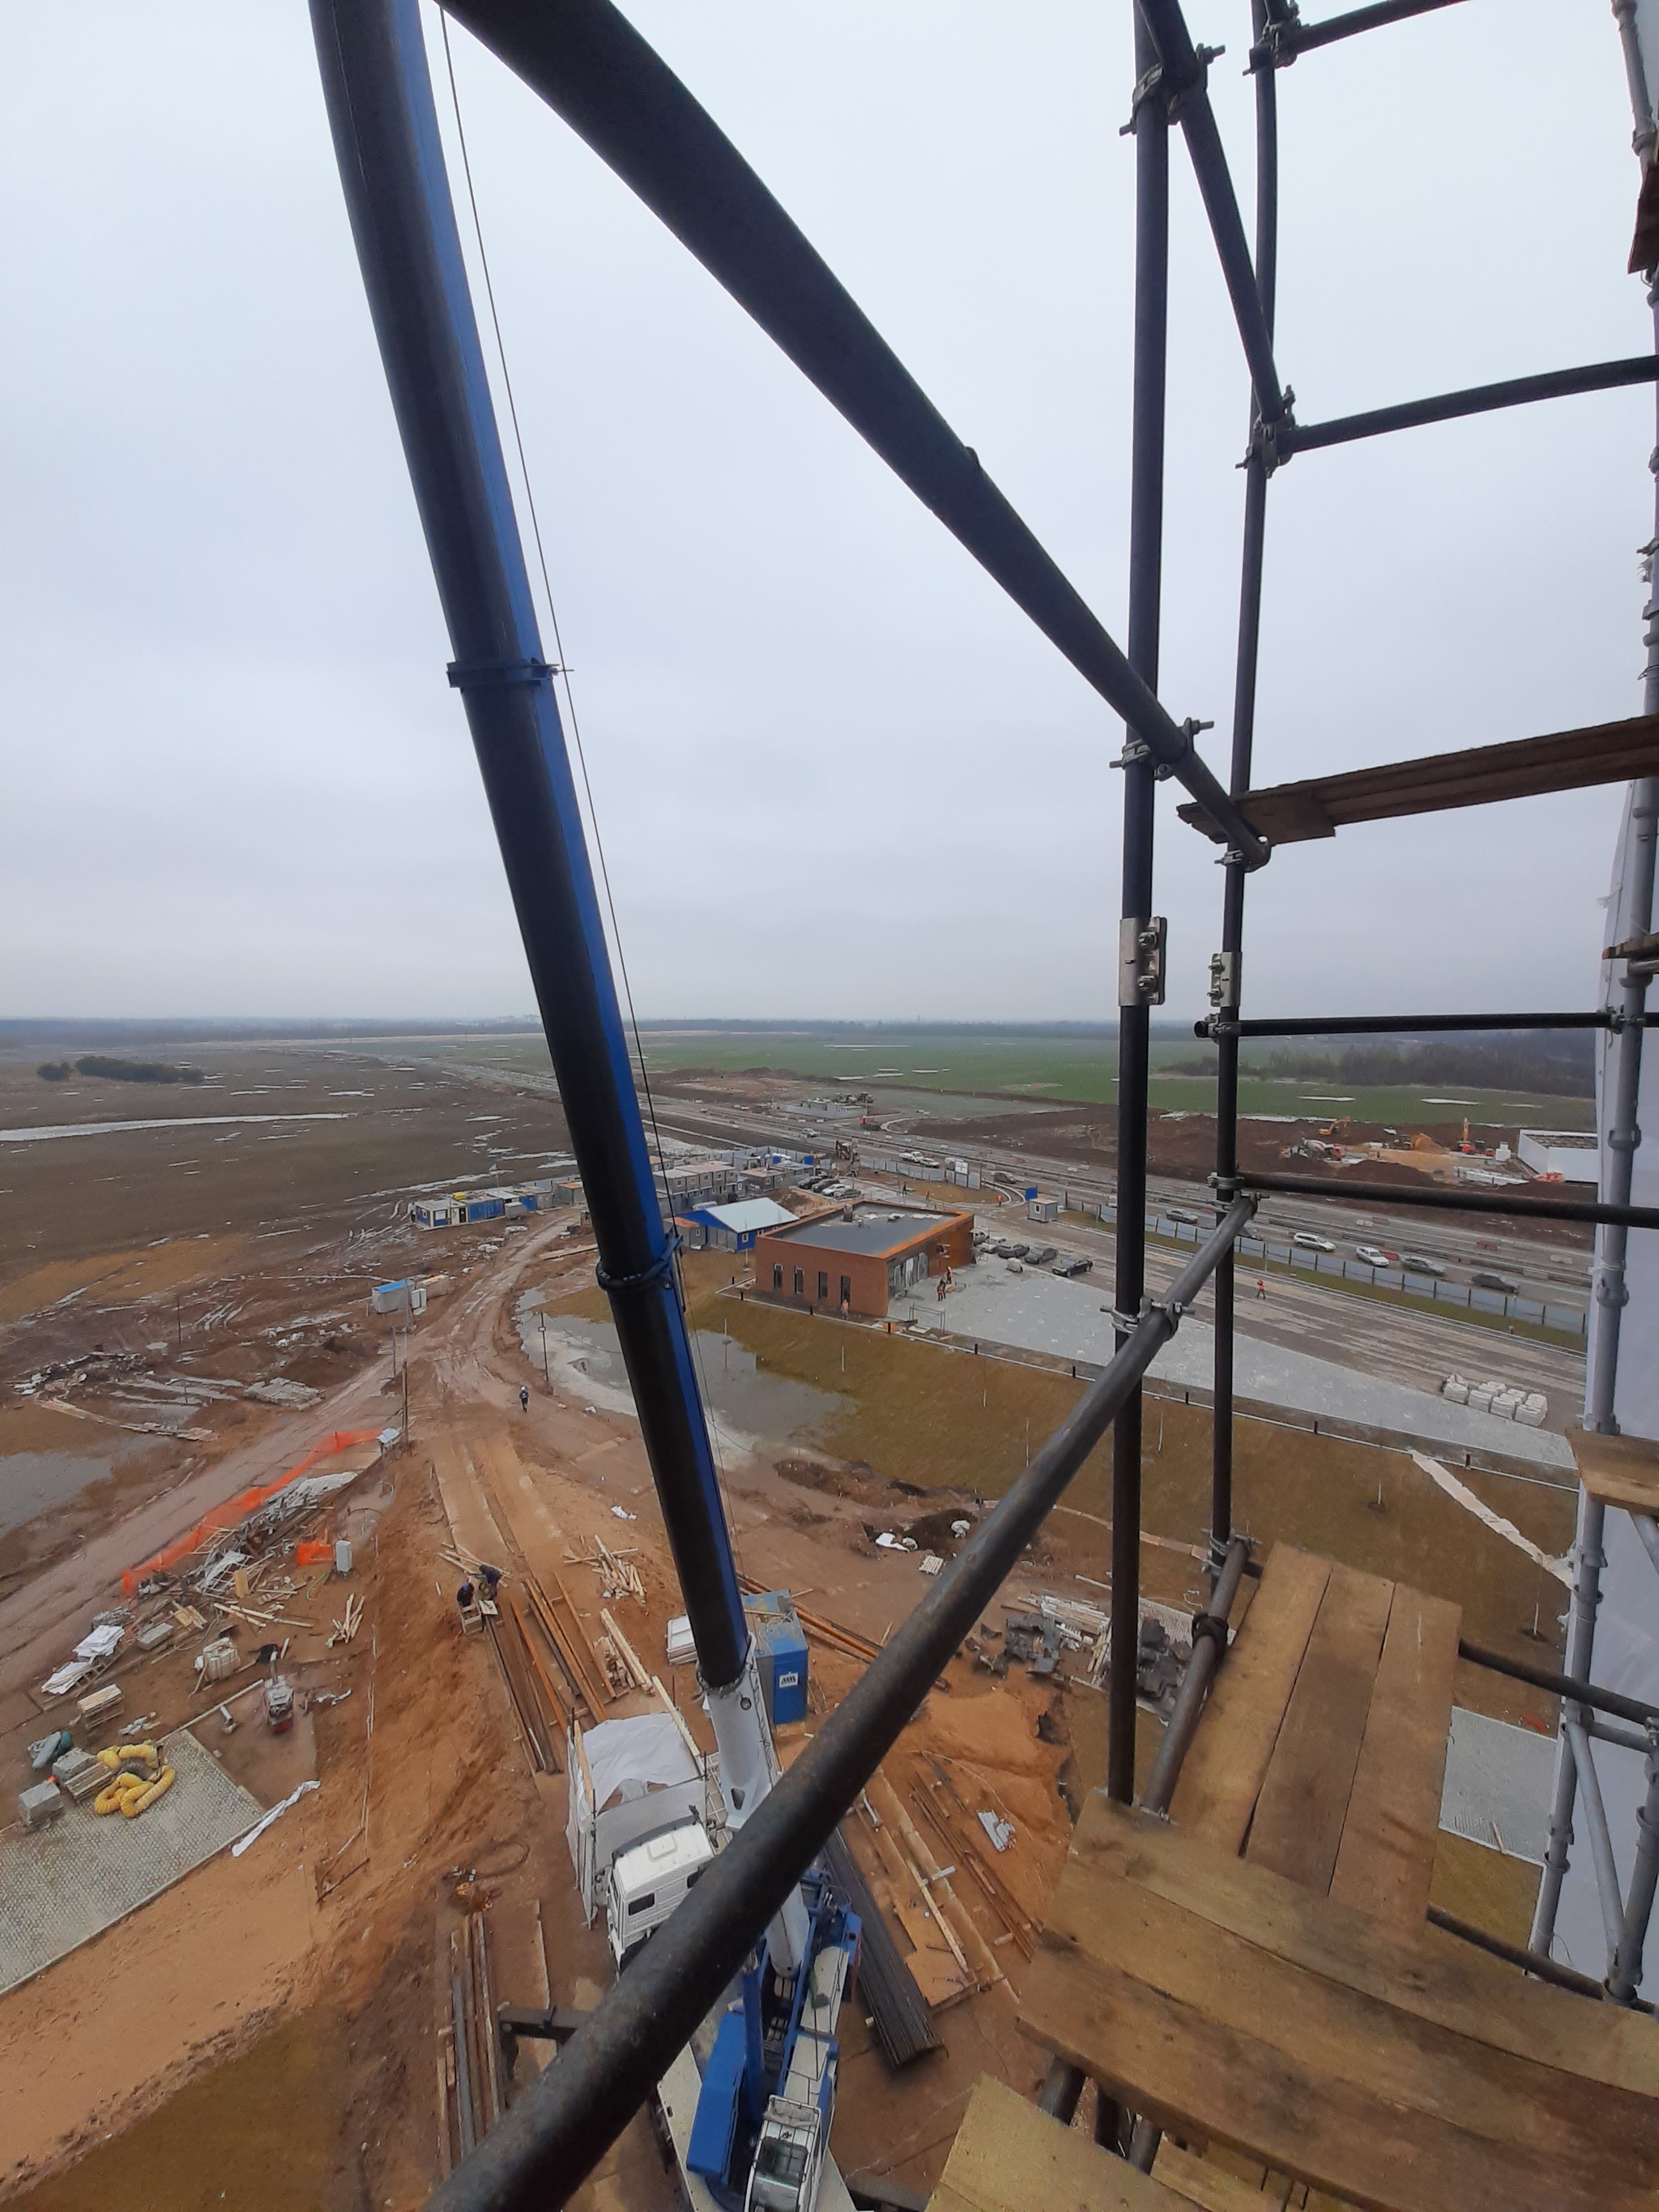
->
(407, 1024, 1594, 1134)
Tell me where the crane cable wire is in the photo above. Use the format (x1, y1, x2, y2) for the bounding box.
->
(436, 6, 750, 1579)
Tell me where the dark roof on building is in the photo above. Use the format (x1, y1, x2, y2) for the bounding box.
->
(764, 1211, 957, 1258)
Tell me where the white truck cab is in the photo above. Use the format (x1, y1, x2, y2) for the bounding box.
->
(606, 1816, 714, 1971)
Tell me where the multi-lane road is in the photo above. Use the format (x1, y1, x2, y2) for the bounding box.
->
(646, 1087, 1590, 1422)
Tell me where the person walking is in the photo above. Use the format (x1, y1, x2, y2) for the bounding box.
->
(518, 1384, 530, 1413)
(1256, 1277, 1268, 1300)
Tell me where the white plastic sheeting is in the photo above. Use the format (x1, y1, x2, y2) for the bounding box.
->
(565, 1712, 706, 1924)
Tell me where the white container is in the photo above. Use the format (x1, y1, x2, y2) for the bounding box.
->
(1441, 1375, 1469, 1403)
(1467, 1388, 1495, 1413)
(199, 1637, 237, 1684)
(334, 1539, 353, 1575)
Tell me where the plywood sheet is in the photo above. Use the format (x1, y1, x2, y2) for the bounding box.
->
(926, 2074, 1192, 2212)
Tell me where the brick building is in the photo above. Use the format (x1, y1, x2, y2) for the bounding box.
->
(753, 1205, 975, 1318)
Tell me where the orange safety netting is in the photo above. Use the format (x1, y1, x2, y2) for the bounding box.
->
(122, 1427, 382, 1595)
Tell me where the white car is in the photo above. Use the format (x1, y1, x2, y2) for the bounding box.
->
(1355, 1245, 1395, 1268)
(1290, 1232, 1337, 1253)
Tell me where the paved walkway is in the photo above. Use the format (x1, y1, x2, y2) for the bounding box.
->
(897, 1265, 1576, 1475)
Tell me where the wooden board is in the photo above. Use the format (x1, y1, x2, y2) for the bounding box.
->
(1572, 1428, 1659, 1514)
(1328, 1584, 1461, 1929)
(1152, 2142, 1290, 2211)
(926, 2074, 1195, 2212)
(1169, 1546, 1330, 1852)
(1176, 714, 1659, 847)
(1017, 1799, 1659, 2212)
(1067, 1800, 1659, 2091)
(1245, 1563, 1392, 1894)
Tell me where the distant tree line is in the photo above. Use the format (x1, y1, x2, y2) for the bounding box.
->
(37, 1055, 205, 1086)
(1167, 1031, 1593, 1099)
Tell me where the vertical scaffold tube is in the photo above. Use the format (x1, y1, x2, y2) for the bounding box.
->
(1210, 0, 1279, 1580)
(1533, 58, 1659, 1950)
(1109, 2, 1170, 1808)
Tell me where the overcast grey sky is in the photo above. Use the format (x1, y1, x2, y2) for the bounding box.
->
(1, 0, 1649, 1023)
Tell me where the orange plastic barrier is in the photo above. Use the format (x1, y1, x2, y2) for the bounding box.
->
(122, 1427, 380, 1595)
(295, 1539, 333, 1568)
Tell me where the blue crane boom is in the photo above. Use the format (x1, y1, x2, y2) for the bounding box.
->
(309, 6, 825, 2192)
(310, 0, 750, 1685)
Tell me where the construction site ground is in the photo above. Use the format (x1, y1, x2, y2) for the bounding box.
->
(0, 1048, 1565, 2206)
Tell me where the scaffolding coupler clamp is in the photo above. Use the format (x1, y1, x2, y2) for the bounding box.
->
(1247, 402, 1295, 478)
(446, 655, 555, 692)
(1145, 1292, 1186, 1327)
(596, 1235, 680, 1298)
(1120, 63, 1166, 135)
(1190, 1608, 1230, 1652)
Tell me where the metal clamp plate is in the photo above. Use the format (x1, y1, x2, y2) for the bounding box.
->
(1120, 916, 1167, 1008)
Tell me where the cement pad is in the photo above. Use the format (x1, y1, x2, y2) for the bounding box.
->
(0, 1728, 262, 1996)
(899, 1267, 1576, 1475)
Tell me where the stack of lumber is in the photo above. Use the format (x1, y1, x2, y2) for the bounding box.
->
(567, 1535, 645, 1603)
(489, 1599, 565, 1774)
(861, 1771, 1004, 2009)
(326, 1591, 365, 1646)
(821, 1826, 940, 2069)
(912, 1760, 1037, 1960)
(437, 1911, 503, 2176)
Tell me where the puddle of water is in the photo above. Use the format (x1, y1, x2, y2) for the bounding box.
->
(0, 1445, 143, 1538)
(516, 1296, 846, 1456)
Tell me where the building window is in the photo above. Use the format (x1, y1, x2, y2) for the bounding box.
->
(772, 1264, 783, 1292)
(817, 1271, 829, 1301)
(793, 1268, 805, 1297)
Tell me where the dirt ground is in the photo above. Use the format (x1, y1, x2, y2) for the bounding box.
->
(0, 1053, 1570, 2207)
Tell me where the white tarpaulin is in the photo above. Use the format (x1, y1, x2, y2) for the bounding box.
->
(1410, 1454, 1572, 1586)
(565, 1713, 706, 1924)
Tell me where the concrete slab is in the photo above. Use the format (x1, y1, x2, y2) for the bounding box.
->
(898, 1266, 1576, 1474)
(1439, 1705, 1556, 1865)
(0, 1727, 262, 1996)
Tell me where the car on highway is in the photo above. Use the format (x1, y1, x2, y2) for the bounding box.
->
(1165, 1207, 1201, 1226)
(1471, 1270, 1520, 1295)
(1354, 1245, 1396, 1268)
(1397, 1252, 1445, 1277)
(1290, 1232, 1337, 1253)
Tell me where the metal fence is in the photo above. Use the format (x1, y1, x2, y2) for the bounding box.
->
(1144, 1212, 1587, 1337)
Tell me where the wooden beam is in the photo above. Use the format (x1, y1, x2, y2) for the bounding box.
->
(1177, 714, 1659, 846)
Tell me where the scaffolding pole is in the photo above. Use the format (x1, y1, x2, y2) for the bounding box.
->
(1109, 0, 1171, 1811)
(1529, 3, 1659, 1973)
(1211, 0, 1280, 1582)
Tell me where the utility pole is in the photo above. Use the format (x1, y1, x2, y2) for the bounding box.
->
(539, 1309, 550, 1384)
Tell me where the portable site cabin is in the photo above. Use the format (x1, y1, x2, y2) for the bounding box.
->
(565, 1710, 710, 1924)
(370, 1278, 428, 1316)
(684, 1196, 798, 1253)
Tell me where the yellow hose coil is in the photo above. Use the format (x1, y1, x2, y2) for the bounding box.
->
(93, 1772, 147, 1816)
(121, 1765, 176, 1817)
(96, 1744, 160, 1774)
